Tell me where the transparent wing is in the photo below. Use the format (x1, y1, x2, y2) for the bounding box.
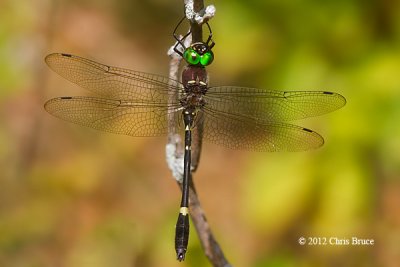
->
(45, 53, 182, 103)
(201, 107, 324, 152)
(205, 86, 346, 122)
(44, 96, 182, 137)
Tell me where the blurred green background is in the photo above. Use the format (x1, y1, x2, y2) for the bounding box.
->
(1, 0, 399, 266)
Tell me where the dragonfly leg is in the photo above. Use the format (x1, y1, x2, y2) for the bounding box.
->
(173, 16, 191, 57)
(205, 22, 215, 49)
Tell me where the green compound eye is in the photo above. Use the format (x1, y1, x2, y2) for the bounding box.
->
(184, 48, 200, 65)
(200, 51, 214, 66)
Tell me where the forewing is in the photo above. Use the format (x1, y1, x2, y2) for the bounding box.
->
(45, 53, 181, 103)
(44, 96, 182, 137)
(205, 87, 346, 122)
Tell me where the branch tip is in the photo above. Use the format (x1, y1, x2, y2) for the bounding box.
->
(184, 0, 216, 25)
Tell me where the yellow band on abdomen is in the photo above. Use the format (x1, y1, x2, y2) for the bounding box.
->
(180, 207, 189, 215)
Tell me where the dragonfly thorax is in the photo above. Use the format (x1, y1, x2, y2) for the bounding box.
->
(182, 65, 208, 88)
(180, 65, 208, 110)
(180, 93, 206, 110)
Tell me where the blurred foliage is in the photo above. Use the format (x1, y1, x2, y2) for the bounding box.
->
(0, 0, 399, 266)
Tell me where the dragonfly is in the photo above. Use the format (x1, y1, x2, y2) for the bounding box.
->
(44, 18, 346, 261)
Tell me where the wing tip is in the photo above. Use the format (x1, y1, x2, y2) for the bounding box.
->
(323, 91, 347, 108)
(43, 98, 53, 112)
(43, 97, 58, 112)
(44, 53, 74, 65)
(44, 97, 72, 112)
(298, 127, 325, 151)
(44, 53, 54, 65)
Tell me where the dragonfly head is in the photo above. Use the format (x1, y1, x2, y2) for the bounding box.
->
(183, 42, 214, 67)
